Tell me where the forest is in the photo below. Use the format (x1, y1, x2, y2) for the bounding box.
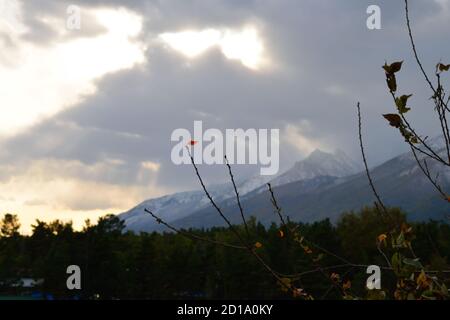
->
(1, 207, 449, 300)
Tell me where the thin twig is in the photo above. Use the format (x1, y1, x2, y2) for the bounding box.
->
(144, 208, 246, 250)
(377, 243, 392, 269)
(186, 147, 247, 245)
(405, 0, 448, 115)
(321, 266, 355, 300)
(266, 182, 358, 294)
(279, 263, 391, 279)
(225, 155, 250, 241)
(410, 147, 447, 199)
(267, 183, 288, 229)
(435, 74, 450, 162)
(267, 183, 353, 265)
(186, 147, 300, 294)
(405, 0, 437, 96)
(404, 0, 450, 167)
(357, 102, 389, 216)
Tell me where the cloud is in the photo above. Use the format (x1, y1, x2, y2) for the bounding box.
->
(141, 161, 161, 172)
(159, 25, 268, 70)
(435, 0, 450, 10)
(0, 2, 146, 136)
(283, 122, 328, 156)
(24, 199, 47, 206)
(0, 157, 169, 233)
(1, 0, 449, 231)
(324, 84, 350, 97)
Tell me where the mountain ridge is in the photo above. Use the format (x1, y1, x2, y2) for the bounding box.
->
(168, 144, 450, 230)
(119, 148, 363, 232)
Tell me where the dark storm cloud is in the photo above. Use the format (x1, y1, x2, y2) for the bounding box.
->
(3, 0, 450, 192)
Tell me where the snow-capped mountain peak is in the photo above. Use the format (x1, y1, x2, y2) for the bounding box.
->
(119, 149, 362, 233)
(119, 173, 272, 232)
(268, 149, 362, 187)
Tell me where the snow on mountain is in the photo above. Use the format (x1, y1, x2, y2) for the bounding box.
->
(120, 173, 273, 232)
(120, 183, 233, 232)
(267, 149, 362, 188)
(119, 148, 361, 232)
(120, 190, 207, 231)
(169, 141, 450, 229)
(390, 135, 450, 181)
(427, 135, 447, 151)
(234, 173, 274, 195)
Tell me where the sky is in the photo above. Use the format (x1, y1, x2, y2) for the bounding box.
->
(0, 0, 449, 232)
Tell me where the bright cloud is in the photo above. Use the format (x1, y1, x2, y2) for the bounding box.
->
(283, 123, 328, 156)
(141, 161, 161, 172)
(159, 26, 267, 70)
(0, 2, 146, 136)
(0, 158, 168, 234)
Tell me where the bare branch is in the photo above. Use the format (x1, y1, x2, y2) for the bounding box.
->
(410, 147, 447, 200)
(357, 102, 389, 216)
(267, 183, 288, 229)
(144, 208, 247, 250)
(267, 182, 354, 265)
(435, 73, 450, 162)
(185, 147, 304, 295)
(224, 155, 250, 241)
(377, 242, 392, 269)
(186, 147, 247, 246)
(405, 0, 437, 96)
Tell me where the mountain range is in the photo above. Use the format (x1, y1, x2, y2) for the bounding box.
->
(119, 141, 450, 233)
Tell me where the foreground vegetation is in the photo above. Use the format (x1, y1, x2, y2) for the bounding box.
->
(0, 207, 449, 300)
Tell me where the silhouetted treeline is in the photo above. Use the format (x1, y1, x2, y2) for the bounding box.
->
(0, 208, 449, 299)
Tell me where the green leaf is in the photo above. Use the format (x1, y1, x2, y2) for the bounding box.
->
(279, 278, 292, 293)
(410, 136, 419, 144)
(391, 252, 403, 275)
(421, 290, 437, 300)
(383, 114, 402, 128)
(382, 62, 391, 73)
(441, 283, 448, 296)
(393, 232, 407, 249)
(313, 253, 324, 263)
(395, 94, 413, 114)
(399, 127, 417, 144)
(403, 258, 423, 269)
